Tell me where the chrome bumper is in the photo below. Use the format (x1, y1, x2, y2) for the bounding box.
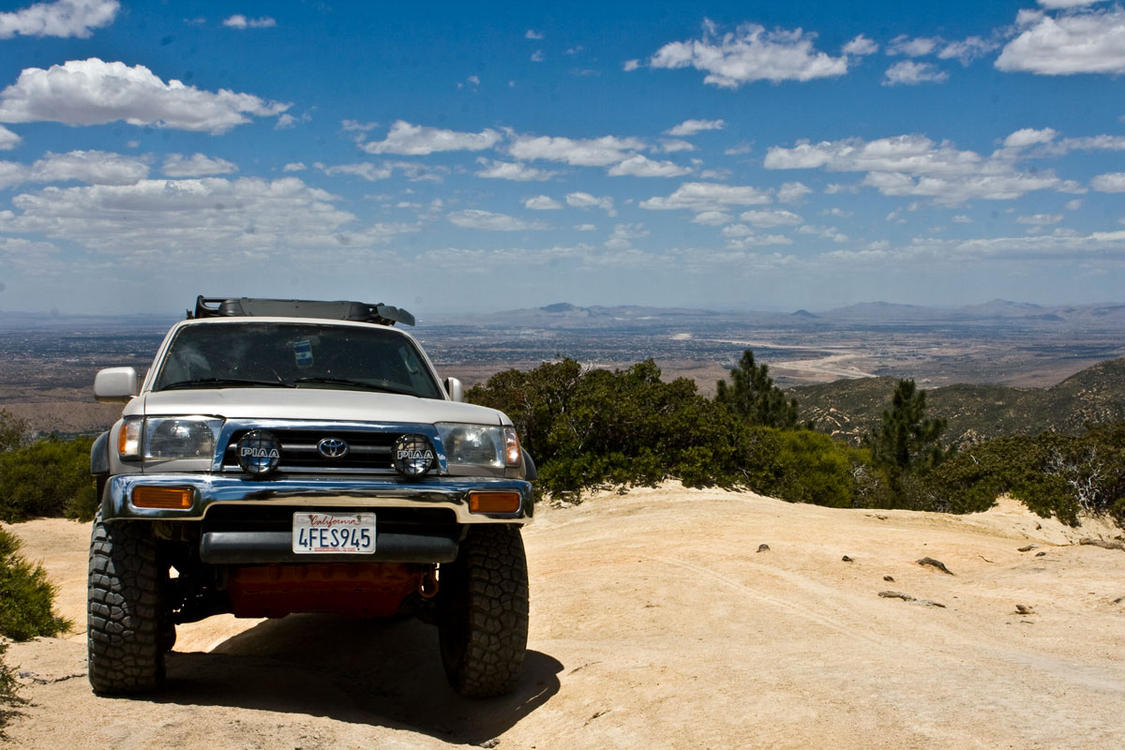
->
(101, 473, 533, 524)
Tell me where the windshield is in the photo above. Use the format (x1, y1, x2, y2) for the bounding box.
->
(152, 322, 443, 399)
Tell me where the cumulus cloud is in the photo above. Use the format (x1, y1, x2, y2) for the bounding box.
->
(996, 7, 1125, 75)
(0, 125, 19, 150)
(765, 134, 1067, 204)
(0, 177, 413, 258)
(282, 162, 306, 172)
(623, 59, 641, 72)
(665, 119, 725, 136)
(1003, 127, 1058, 149)
(448, 209, 548, 231)
(887, 36, 941, 57)
(0, 0, 118, 39)
(883, 61, 949, 86)
(640, 182, 771, 212)
(939, 36, 1001, 65)
(0, 58, 289, 134)
(524, 195, 563, 210)
(607, 154, 692, 177)
(509, 134, 646, 166)
(162, 153, 237, 177)
(1016, 213, 1063, 225)
(222, 14, 276, 29)
(0, 149, 148, 189)
(659, 139, 695, 153)
(360, 121, 501, 155)
(776, 181, 812, 203)
(566, 191, 616, 215)
(842, 34, 879, 56)
(475, 159, 557, 181)
(525, 29, 544, 40)
(604, 222, 649, 250)
(1091, 172, 1125, 192)
(318, 161, 447, 183)
(739, 208, 803, 227)
(647, 19, 849, 88)
(691, 211, 732, 226)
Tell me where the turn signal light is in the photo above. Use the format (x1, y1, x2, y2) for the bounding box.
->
(468, 491, 521, 514)
(132, 486, 193, 510)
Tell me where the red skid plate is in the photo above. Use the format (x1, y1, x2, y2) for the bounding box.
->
(227, 563, 423, 618)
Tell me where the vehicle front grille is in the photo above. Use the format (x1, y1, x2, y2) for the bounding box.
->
(222, 428, 403, 474)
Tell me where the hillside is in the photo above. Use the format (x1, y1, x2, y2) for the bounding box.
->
(793, 356, 1125, 446)
(4, 486, 1124, 748)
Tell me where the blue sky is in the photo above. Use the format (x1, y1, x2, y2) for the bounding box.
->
(0, 0, 1122, 316)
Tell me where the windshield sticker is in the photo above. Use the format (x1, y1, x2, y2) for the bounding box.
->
(293, 339, 314, 368)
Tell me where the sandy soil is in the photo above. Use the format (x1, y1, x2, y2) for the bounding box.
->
(3, 486, 1124, 749)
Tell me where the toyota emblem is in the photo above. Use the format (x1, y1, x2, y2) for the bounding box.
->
(317, 437, 349, 459)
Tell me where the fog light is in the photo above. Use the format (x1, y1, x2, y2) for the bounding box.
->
(468, 491, 521, 513)
(132, 486, 194, 510)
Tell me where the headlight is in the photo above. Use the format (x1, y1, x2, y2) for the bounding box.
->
(142, 417, 223, 460)
(437, 424, 522, 470)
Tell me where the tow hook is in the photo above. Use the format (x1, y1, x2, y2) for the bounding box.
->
(418, 568, 439, 598)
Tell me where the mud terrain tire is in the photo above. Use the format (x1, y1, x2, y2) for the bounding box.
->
(439, 524, 529, 697)
(87, 514, 165, 694)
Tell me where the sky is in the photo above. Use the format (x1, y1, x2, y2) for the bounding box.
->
(0, 0, 1122, 316)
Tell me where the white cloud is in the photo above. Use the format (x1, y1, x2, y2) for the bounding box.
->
(0, 149, 148, 189)
(275, 112, 311, 130)
(1002, 127, 1058, 149)
(883, 61, 949, 86)
(776, 181, 812, 203)
(623, 59, 641, 72)
(1036, 1, 1104, 9)
(691, 211, 732, 226)
(574, 223, 597, 231)
(0, 125, 20, 150)
(952, 214, 973, 223)
(509, 134, 646, 166)
(938, 36, 1000, 65)
(524, 195, 563, 210)
(766, 134, 1068, 204)
(665, 119, 725, 136)
(739, 208, 803, 227)
(341, 120, 379, 133)
(475, 159, 557, 181)
(525, 29, 543, 40)
(282, 162, 306, 172)
(1091, 172, 1125, 192)
(604, 222, 649, 250)
(640, 182, 771, 212)
(318, 161, 447, 183)
(162, 153, 236, 177)
(361, 120, 501, 155)
(222, 14, 275, 29)
(648, 19, 849, 88)
(725, 234, 794, 250)
(0, 0, 118, 39)
(0, 58, 289, 134)
(887, 36, 941, 57)
(566, 191, 616, 215)
(996, 7, 1125, 75)
(659, 139, 695, 153)
(843, 34, 879, 56)
(447, 209, 548, 231)
(1065, 199, 1082, 210)
(608, 154, 692, 177)
(531, 50, 545, 63)
(1017, 213, 1063, 225)
(0, 177, 414, 257)
(724, 143, 752, 156)
(822, 207, 852, 218)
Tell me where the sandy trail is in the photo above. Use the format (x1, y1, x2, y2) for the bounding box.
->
(3, 486, 1124, 749)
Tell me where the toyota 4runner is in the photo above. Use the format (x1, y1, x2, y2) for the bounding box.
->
(88, 297, 533, 698)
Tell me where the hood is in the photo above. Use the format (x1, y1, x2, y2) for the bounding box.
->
(129, 387, 510, 426)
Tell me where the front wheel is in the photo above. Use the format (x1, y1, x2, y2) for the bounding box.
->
(87, 514, 165, 694)
(438, 524, 529, 697)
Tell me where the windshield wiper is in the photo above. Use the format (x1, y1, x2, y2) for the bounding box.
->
(159, 377, 295, 390)
(291, 376, 417, 396)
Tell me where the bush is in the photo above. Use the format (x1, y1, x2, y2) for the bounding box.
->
(0, 526, 71, 642)
(0, 436, 95, 523)
(0, 640, 23, 738)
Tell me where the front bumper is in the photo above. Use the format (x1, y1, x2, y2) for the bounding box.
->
(100, 473, 534, 525)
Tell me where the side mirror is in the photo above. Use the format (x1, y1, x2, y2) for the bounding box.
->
(444, 376, 464, 402)
(94, 367, 139, 403)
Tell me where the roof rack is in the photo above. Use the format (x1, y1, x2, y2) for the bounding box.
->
(189, 296, 416, 326)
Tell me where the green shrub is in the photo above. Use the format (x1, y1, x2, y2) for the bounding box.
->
(0, 639, 24, 738)
(0, 436, 95, 523)
(0, 526, 71, 641)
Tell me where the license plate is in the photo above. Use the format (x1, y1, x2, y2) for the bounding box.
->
(292, 512, 376, 554)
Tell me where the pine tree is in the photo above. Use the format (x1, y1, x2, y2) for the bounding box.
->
(867, 379, 947, 473)
(715, 350, 799, 429)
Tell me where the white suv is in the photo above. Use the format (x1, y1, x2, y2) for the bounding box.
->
(87, 297, 533, 698)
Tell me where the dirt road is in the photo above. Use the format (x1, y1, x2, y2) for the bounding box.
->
(3, 486, 1124, 749)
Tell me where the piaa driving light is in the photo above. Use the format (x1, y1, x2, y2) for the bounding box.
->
(393, 434, 436, 479)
